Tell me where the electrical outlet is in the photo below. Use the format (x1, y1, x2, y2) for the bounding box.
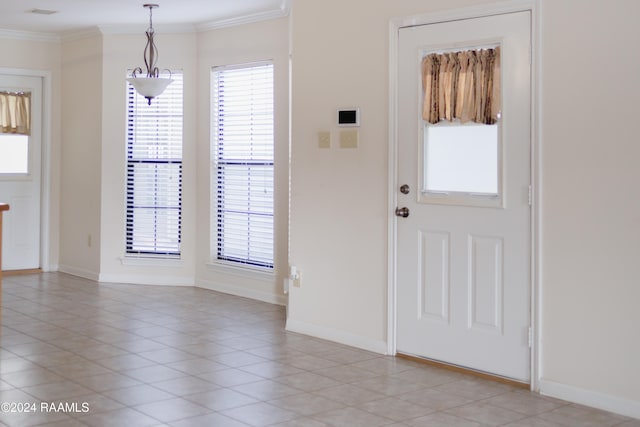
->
(340, 129, 359, 149)
(290, 266, 301, 287)
(318, 131, 331, 148)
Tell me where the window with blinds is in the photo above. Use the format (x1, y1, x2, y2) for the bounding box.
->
(211, 63, 274, 269)
(126, 71, 183, 257)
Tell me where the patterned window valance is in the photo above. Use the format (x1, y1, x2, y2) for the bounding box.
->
(0, 91, 31, 135)
(422, 47, 500, 125)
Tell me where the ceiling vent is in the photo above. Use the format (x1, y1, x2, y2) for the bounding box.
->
(29, 8, 59, 15)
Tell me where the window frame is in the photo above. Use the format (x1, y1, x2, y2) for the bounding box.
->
(125, 70, 184, 258)
(210, 61, 275, 270)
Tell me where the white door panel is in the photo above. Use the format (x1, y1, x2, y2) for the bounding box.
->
(396, 12, 531, 381)
(0, 74, 42, 270)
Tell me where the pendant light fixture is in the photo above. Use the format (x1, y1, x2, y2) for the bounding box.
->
(126, 4, 172, 105)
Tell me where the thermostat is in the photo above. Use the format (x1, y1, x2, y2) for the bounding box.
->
(337, 108, 360, 127)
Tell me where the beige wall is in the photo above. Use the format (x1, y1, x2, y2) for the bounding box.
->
(97, 32, 198, 285)
(3, 0, 640, 418)
(540, 0, 640, 409)
(194, 17, 290, 304)
(0, 34, 62, 271)
(55, 18, 289, 295)
(288, 0, 494, 353)
(60, 34, 102, 276)
(288, 0, 640, 417)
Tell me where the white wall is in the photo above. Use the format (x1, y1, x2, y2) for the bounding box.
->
(194, 17, 290, 305)
(0, 34, 62, 271)
(288, 0, 640, 418)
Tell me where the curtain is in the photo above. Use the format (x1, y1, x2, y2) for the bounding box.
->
(0, 91, 31, 135)
(422, 47, 500, 125)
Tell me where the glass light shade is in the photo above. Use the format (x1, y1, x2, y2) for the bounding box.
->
(127, 77, 173, 100)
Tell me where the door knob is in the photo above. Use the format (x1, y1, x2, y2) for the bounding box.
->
(395, 207, 410, 218)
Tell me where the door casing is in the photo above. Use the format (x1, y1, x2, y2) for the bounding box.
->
(0, 67, 53, 272)
(387, 0, 541, 390)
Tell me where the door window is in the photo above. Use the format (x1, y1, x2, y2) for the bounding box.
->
(0, 90, 31, 175)
(0, 134, 29, 174)
(423, 123, 499, 195)
(419, 46, 503, 207)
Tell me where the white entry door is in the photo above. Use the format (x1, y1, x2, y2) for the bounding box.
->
(396, 12, 531, 381)
(0, 74, 42, 270)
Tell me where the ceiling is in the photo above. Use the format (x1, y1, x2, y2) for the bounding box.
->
(0, 0, 289, 36)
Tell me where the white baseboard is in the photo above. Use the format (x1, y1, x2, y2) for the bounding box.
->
(58, 264, 100, 281)
(285, 318, 388, 355)
(98, 273, 194, 286)
(41, 263, 59, 273)
(539, 379, 640, 420)
(196, 278, 287, 306)
(59, 266, 193, 286)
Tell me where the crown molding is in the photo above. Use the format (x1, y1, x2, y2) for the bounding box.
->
(0, 28, 59, 43)
(196, 0, 290, 32)
(97, 23, 197, 35)
(2, 0, 291, 41)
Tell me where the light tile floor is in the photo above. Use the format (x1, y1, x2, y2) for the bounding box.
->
(0, 272, 637, 427)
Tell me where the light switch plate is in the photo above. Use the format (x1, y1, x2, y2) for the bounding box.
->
(340, 129, 358, 149)
(318, 131, 331, 148)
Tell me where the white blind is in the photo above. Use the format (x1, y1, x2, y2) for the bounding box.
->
(126, 72, 183, 257)
(212, 63, 274, 268)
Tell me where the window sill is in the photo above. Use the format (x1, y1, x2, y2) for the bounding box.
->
(120, 255, 183, 267)
(206, 261, 275, 282)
